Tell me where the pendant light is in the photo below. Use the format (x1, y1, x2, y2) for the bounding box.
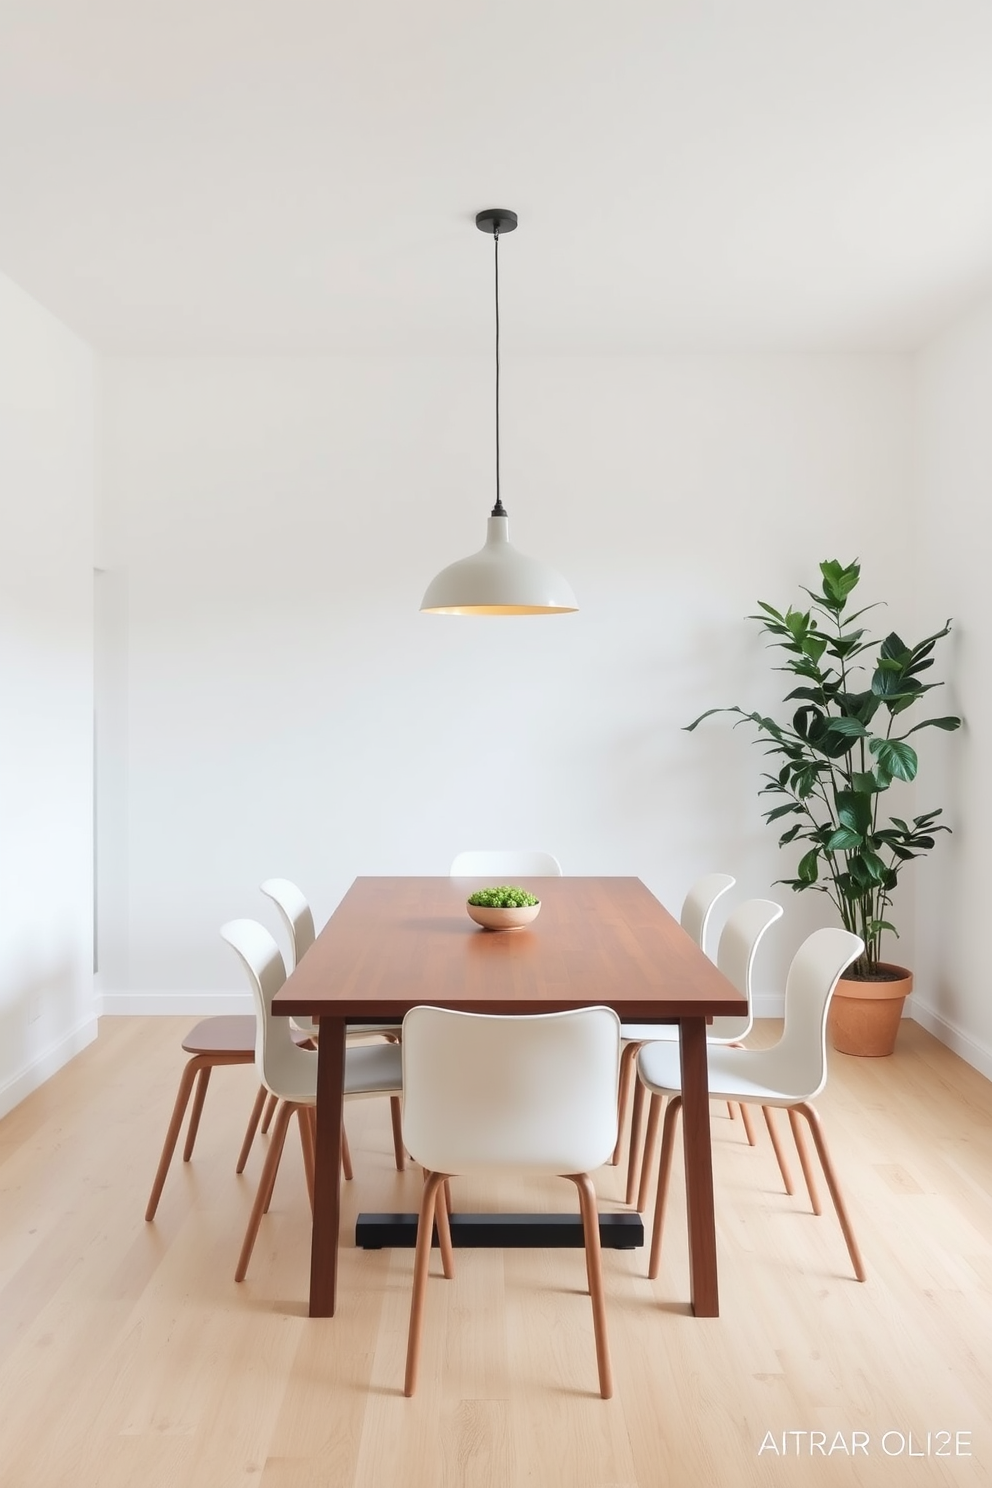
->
(420, 209, 578, 616)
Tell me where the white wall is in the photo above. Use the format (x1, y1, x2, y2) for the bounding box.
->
(100, 352, 920, 1012)
(914, 296, 992, 1078)
(0, 272, 96, 1117)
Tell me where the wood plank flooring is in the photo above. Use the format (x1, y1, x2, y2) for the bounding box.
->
(1, 1017, 990, 1487)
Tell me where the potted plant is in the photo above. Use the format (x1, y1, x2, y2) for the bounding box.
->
(466, 885, 541, 931)
(686, 559, 961, 1056)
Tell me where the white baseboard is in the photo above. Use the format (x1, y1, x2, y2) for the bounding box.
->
(906, 994, 992, 1083)
(0, 1015, 99, 1121)
(91, 988, 992, 1086)
(100, 991, 253, 1016)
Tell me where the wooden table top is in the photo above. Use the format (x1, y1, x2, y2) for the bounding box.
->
(272, 876, 746, 1022)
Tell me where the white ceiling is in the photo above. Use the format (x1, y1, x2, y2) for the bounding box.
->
(3, 0, 992, 354)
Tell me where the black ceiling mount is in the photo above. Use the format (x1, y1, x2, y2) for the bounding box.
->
(475, 208, 518, 235)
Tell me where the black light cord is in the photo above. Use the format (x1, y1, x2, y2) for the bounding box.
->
(491, 227, 507, 517)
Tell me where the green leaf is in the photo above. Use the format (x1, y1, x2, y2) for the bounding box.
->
(801, 634, 828, 665)
(848, 855, 878, 889)
(824, 716, 869, 738)
(764, 803, 803, 823)
(835, 790, 872, 833)
(783, 686, 826, 704)
(797, 849, 820, 884)
(827, 827, 862, 851)
(900, 716, 962, 736)
(793, 765, 821, 798)
(869, 737, 918, 782)
(836, 690, 881, 726)
(908, 621, 954, 656)
(684, 706, 734, 732)
(851, 771, 878, 794)
(872, 668, 916, 699)
(860, 850, 889, 883)
(887, 687, 930, 716)
(827, 632, 867, 660)
(819, 559, 861, 605)
(879, 631, 911, 662)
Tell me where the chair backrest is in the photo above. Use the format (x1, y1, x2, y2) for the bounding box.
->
(449, 850, 563, 877)
(772, 927, 864, 1100)
(709, 898, 784, 1041)
(259, 878, 316, 967)
(401, 1005, 620, 1177)
(679, 873, 736, 958)
(259, 878, 319, 1036)
(220, 918, 316, 1097)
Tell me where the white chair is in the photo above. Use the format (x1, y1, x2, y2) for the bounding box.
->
(260, 877, 404, 1041)
(625, 898, 783, 1206)
(638, 926, 866, 1284)
(252, 877, 404, 1145)
(678, 872, 737, 957)
(612, 872, 736, 1180)
(400, 1005, 621, 1399)
(220, 918, 404, 1283)
(449, 849, 562, 877)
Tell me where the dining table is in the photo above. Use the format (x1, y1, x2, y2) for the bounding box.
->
(272, 874, 746, 1319)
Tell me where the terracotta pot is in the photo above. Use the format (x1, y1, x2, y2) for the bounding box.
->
(828, 963, 913, 1057)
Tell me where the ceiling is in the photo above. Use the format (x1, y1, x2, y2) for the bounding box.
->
(3, 0, 992, 354)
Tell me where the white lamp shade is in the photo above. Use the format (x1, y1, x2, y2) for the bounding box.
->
(420, 515, 578, 615)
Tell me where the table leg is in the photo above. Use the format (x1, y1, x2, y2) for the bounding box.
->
(678, 1015, 719, 1317)
(309, 1016, 346, 1317)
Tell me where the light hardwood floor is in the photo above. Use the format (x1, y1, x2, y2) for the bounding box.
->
(1, 1016, 990, 1487)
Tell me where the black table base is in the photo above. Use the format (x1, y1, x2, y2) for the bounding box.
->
(356, 1211, 644, 1249)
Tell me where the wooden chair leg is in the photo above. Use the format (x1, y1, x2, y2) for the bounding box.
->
(418, 1167, 454, 1276)
(434, 1175, 455, 1279)
(341, 1119, 354, 1181)
(738, 1101, 758, 1146)
(260, 1092, 278, 1135)
(182, 1066, 212, 1161)
(568, 1172, 613, 1399)
(794, 1103, 866, 1281)
(298, 1106, 316, 1215)
(636, 1091, 666, 1213)
(236, 1086, 268, 1174)
(787, 1107, 820, 1214)
(389, 1095, 406, 1171)
(262, 1101, 293, 1214)
(625, 1076, 648, 1204)
(726, 1046, 744, 1124)
(612, 1042, 640, 1165)
(145, 1054, 211, 1221)
(648, 1095, 682, 1281)
(761, 1105, 794, 1196)
(236, 1100, 296, 1282)
(404, 1170, 447, 1396)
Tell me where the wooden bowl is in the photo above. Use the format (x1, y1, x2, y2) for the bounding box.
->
(466, 901, 541, 931)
